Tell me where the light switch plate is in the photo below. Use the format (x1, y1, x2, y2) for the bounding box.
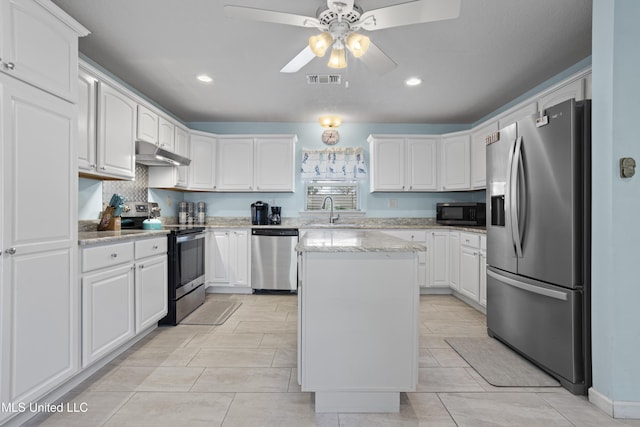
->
(620, 157, 636, 178)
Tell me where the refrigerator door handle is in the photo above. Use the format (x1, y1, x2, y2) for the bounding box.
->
(487, 269, 568, 301)
(505, 135, 518, 256)
(510, 136, 524, 258)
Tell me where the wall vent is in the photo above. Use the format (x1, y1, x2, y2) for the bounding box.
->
(306, 74, 342, 85)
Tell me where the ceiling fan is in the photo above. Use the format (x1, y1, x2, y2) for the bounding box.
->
(224, 0, 461, 74)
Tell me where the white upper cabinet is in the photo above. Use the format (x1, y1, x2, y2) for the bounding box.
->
(369, 136, 405, 191)
(440, 132, 470, 191)
(78, 69, 98, 172)
(216, 135, 296, 192)
(188, 131, 216, 190)
(498, 101, 538, 129)
(96, 82, 137, 179)
(0, 0, 87, 101)
(136, 104, 158, 144)
(537, 78, 585, 113)
(254, 136, 296, 192)
(369, 135, 438, 192)
(406, 137, 438, 191)
(158, 116, 175, 152)
(174, 126, 190, 187)
(470, 121, 498, 189)
(217, 137, 254, 191)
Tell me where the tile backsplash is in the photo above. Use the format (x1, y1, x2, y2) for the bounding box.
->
(102, 164, 149, 204)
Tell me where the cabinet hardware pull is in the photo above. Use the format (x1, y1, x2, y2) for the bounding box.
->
(152, 245, 158, 249)
(4, 62, 15, 70)
(5, 248, 16, 255)
(110, 253, 118, 258)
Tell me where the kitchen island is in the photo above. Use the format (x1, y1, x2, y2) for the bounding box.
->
(296, 230, 425, 413)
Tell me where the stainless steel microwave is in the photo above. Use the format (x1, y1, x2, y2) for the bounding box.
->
(436, 202, 486, 226)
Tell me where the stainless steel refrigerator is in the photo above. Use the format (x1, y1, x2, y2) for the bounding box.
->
(486, 98, 591, 395)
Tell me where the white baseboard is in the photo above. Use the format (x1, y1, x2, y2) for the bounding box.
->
(589, 387, 640, 419)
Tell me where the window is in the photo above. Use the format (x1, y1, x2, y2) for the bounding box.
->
(305, 181, 359, 212)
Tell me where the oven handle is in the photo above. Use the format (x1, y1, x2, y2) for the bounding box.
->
(176, 233, 205, 243)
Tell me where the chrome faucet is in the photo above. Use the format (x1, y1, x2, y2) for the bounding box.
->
(321, 196, 340, 224)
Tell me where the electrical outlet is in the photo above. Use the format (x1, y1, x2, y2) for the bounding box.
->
(166, 195, 172, 207)
(389, 199, 398, 209)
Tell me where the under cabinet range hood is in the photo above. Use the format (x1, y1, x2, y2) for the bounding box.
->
(135, 140, 191, 166)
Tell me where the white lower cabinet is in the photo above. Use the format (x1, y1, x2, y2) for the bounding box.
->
(427, 230, 449, 287)
(458, 232, 488, 308)
(134, 238, 168, 332)
(207, 229, 250, 288)
(82, 263, 136, 367)
(448, 231, 460, 291)
(81, 237, 167, 367)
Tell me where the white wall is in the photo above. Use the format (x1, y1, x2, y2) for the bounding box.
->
(591, 0, 640, 417)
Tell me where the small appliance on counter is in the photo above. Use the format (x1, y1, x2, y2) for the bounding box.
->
(436, 202, 486, 226)
(197, 202, 207, 224)
(270, 206, 282, 225)
(251, 201, 269, 225)
(120, 201, 162, 229)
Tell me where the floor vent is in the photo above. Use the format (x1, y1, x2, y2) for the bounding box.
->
(306, 74, 341, 85)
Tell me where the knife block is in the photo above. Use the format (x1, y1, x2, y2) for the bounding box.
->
(98, 206, 121, 231)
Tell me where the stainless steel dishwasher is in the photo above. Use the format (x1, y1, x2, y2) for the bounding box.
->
(251, 228, 299, 292)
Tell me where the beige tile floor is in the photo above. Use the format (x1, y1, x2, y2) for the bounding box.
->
(26, 294, 640, 426)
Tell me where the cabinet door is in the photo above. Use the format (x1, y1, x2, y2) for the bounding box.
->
(208, 231, 230, 283)
(158, 117, 175, 152)
(78, 69, 98, 172)
(470, 121, 498, 189)
(498, 101, 537, 129)
(174, 126, 190, 187)
(1, 77, 78, 405)
(448, 232, 460, 291)
(82, 264, 135, 367)
(440, 134, 470, 191)
(479, 250, 487, 307)
(0, 0, 79, 101)
(428, 231, 449, 287)
(253, 137, 295, 191)
(369, 137, 405, 191)
(136, 104, 158, 144)
(254, 136, 295, 191)
(217, 137, 254, 191)
(97, 83, 136, 179)
(538, 78, 585, 113)
(231, 230, 250, 287)
(135, 255, 168, 332)
(407, 137, 438, 191)
(460, 247, 480, 301)
(188, 133, 216, 190)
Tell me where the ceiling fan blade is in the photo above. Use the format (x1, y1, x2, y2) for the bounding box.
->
(360, 41, 397, 75)
(280, 46, 316, 73)
(224, 5, 321, 28)
(359, 0, 461, 31)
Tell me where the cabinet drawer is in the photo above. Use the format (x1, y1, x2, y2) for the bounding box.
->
(135, 237, 168, 259)
(82, 241, 134, 273)
(460, 232, 481, 248)
(383, 230, 427, 242)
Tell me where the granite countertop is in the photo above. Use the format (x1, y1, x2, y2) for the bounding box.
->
(78, 229, 169, 246)
(296, 229, 427, 253)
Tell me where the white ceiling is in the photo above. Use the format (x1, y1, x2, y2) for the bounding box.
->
(52, 0, 592, 124)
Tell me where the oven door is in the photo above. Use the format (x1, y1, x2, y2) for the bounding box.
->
(174, 232, 205, 298)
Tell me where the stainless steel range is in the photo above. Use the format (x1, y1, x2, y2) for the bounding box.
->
(121, 201, 206, 325)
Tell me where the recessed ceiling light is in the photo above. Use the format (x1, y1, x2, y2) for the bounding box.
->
(196, 74, 213, 83)
(405, 77, 422, 86)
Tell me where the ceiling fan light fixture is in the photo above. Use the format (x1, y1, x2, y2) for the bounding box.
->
(345, 32, 370, 58)
(309, 32, 334, 57)
(328, 45, 347, 69)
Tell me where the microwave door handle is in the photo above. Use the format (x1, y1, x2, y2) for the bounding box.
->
(510, 136, 524, 258)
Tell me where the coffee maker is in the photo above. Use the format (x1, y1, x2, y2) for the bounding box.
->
(270, 206, 281, 225)
(251, 201, 269, 225)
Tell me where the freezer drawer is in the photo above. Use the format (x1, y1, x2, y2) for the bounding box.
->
(486, 267, 586, 393)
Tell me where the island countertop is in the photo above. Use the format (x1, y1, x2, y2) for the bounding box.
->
(296, 229, 426, 253)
